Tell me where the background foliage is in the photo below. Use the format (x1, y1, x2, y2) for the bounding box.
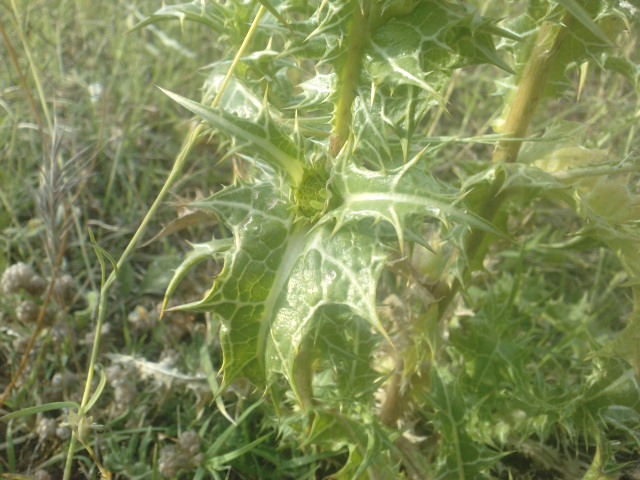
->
(1, 0, 640, 479)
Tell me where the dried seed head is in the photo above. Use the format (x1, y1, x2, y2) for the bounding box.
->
(33, 470, 52, 480)
(16, 300, 40, 323)
(83, 322, 112, 345)
(1, 262, 37, 294)
(157, 431, 204, 478)
(50, 371, 79, 397)
(106, 364, 128, 384)
(114, 381, 136, 408)
(12, 335, 30, 353)
(56, 425, 71, 440)
(128, 304, 158, 332)
(54, 274, 76, 305)
(178, 430, 201, 456)
(158, 445, 185, 478)
(27, 275, 47, 297)
(36, 416, 57, 441)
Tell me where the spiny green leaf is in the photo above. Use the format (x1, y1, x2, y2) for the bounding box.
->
(167, 153, 505, 407)
(603, 56, 640, 88)
(585, 363, 640, 412)
(429, 368, 508, 478)
(306, 410, 401, 479)
(202, 74, 264, 117)
(131, 2, 225, 33)
(265, 222, 388, 406)
(366, 0, 515, 96)
(329, 156, 503, 249)
(162, 238, 232, 314)
(200, 344, 236, 425)
(174, 179, 389, 404)
(288, 72, 335, 111)
(161, 88, 304, 185)
(256, 0, 291, 31)
(298, 1, 352, 66)
(556, 0, 613, 46)
(541, 4, 618, 98)
(601, 311, 640, 377)
(457, 162, 572, 207)
(175, 181, 296, 386)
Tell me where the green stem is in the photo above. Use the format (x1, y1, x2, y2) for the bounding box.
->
(379, 14, 574, 429)
(444, 14, 575, 293)
(436, 18, 577, 329)
(8, 0, 53, 134)
(451, 14, 575, 299)
(492, 18, 571, 164)
(62, 6, 267, 479)
(213, 6, 267, 110)
(0, 16, 46, 146)
(63, 122, 203, 480)
(329, 0, 370, 157)
(379, 358, 404, 427)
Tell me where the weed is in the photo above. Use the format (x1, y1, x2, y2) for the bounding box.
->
(1, 0, 640, 479)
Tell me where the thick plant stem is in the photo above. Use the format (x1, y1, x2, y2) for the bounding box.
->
(451, 15, 574, 292)
(493, 18, 571, 164)
(329, 0, 370, 157)
(379, 15, 573, 429)
(379, 359, 404, 427)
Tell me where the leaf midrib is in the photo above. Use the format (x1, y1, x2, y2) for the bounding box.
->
(256, 227, 309, 371)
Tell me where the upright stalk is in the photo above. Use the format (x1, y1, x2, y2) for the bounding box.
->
(7, 0, 53, 135)
(329, 0, 371, 157)
(492, 18, 571, 164)
(453, 13, 574, 289)
(379, 13, 574, 428)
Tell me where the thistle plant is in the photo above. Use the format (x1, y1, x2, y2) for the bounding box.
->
(134, 0, 640, 477)
(2, 0, 639, 478)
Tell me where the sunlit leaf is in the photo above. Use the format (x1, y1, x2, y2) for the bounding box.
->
(556, 0, 612, 46)
(161, 89, 304, 185)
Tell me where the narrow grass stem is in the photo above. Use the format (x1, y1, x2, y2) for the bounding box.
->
(62, 126, 203, 480)
(63, 6, 267, 479)
(213, 6, 267, 109)
(329, 0, 370, 157)
(8, 0, 53, 134)
(0, 15, 46, 146)
(0, 137, 82, 407)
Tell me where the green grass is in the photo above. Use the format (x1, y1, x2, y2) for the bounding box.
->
(0, 1, 234, 477)
(1, 1, 640, 479)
